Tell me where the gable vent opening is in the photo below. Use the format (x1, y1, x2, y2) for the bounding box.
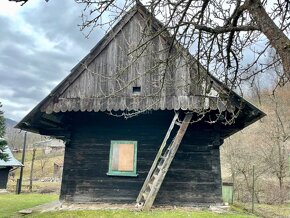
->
(133, 86, 141, 94)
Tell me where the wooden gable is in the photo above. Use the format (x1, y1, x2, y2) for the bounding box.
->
(40, 5, 220, 114)
(15, 3, 265, 138)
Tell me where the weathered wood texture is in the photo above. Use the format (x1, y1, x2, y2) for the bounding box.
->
(136, 112, 179, 203)
(60, 111, 223, 205)
(15, 5, 264, 140)
(0, 167, 11, 189)
(141, 113, 193, 210)
(41, 10, 227, 114)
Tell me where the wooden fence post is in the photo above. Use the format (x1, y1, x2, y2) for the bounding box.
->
(252, 165, 255, 213)
(17, 132, 27, 194)
(29, 148, 36, 192)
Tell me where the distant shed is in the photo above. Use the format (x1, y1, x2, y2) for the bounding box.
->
(222, 182, 234, 204)
(0, 146, 23, 189)
(15, 3, 265, 209)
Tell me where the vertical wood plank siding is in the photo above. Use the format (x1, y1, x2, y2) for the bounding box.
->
(42, 13, 212, 114)
(60, 111, 223, 205)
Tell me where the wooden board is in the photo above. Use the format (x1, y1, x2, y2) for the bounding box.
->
(111, 144, 120, 171)
(111, 143, 135, 171)
(118, 144, 134, 171)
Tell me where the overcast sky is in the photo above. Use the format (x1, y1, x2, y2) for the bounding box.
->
(0, 0, 104, 121)
(0, 0, 281, 122)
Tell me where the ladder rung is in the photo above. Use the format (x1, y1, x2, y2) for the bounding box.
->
(142, 191, 149, 200)
(136, 113, 193, 210)
(162, 150, 170, 157)
(175, 121, 182, 126)
(142, 195, 146, 200)
(154, 167, 161, 175)
(148, 182, 153, 189)
(149, 176, 155, 183)
(152, 172, 158, 178)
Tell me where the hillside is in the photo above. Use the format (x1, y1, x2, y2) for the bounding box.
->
(7, 148, 64, 194)
(5, 118, 17, 129)
(4, 117, 46, 149)
(220, 84, 290, 204)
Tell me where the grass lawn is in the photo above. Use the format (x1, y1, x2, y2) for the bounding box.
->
(255, 203, 290, 217)
(0, 193, 58, 218)
(0, 192, 256, 218)
(27, 209, 257, 218)
(236, 202, 290, 218)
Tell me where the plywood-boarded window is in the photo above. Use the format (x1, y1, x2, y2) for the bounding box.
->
(107, 141, 137, 177)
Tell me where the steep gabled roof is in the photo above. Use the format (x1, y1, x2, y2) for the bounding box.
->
(15, 3, 265, 138)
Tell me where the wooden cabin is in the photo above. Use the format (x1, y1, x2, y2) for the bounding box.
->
(0, 146, 23, 189)
(16, 4, 264, 208)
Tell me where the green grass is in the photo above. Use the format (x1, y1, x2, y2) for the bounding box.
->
(0, 193, 257, 218)
(0, 193, 58, 218)
(230, 204, 251, 214)
(255, 203, 290, 217)
(27, 209, 257, 218)
(233, 202, 290, 218)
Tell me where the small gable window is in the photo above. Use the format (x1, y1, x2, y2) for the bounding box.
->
(107, 140, 138, 177)
(133, 86, 141, 94)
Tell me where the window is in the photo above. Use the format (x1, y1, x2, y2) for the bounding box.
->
(107, 140, 138, 177)
(132, 86, 141, 94)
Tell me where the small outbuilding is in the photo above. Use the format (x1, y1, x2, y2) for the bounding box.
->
(43, 140, 65, 155)
(16, 3, 264, 209)
(0, 146, 23, 189)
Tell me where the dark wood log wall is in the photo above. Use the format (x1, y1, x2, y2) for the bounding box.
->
(60, 111, 223, 206)
(0, 168, 11, 189)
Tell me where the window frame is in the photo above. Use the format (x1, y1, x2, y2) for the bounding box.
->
(107, 140, 138, 177)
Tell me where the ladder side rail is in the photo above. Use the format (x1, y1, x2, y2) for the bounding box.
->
(136, 112, 179, 203)
(142, 113, 193, 210)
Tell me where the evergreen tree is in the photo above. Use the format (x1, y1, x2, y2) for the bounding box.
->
(0, 102, 8, 161)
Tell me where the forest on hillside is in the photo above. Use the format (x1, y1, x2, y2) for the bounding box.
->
(221, 83, 290, 204)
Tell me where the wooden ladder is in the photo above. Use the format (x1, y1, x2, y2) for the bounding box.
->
(136, 112, 193, 210)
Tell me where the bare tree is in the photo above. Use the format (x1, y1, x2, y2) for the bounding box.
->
(5, 127, 46, 150)
(260, 90, 290, 202)
(222, 135, 268, 203)
(5, 128, 24, 150)
(10, 0, 290, 90)
(39, 155, 48, 177)
(222, 81, 290, 204)
(73, 0, 290, 88)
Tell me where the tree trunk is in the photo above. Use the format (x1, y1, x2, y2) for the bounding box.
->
(279, 177, 283, 190)
(246, 0, 290, 79)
